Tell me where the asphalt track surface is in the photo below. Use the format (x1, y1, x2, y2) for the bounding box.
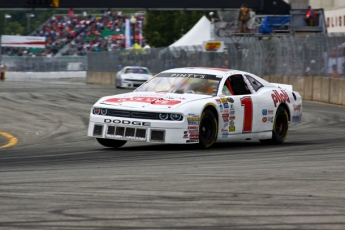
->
(0, 78, 345, 230)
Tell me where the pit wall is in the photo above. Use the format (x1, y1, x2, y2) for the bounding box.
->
(86, 72, 345, 106)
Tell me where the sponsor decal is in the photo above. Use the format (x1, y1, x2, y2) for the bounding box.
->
(215, 98, 221, 104)
(230, 109, 235, 115)
(262, 109, 267, 115)
(188, 121, 199, 125)
(293, 104, 302, 111)
(221, 128, 228, 132)
(221, 98, 228, 103)
(222, 132, 228, 138)
(227, 97, 234, 103)
(188, 113, 198, 117)
(223, 109, 229, 113)
(188, 126, 198, 130)
(189, 130, 199, 135)
(188, 117, 199, 121)
(262, 117, 267, 122)
(105, 97, 182, 105)
(224, 102, 229, 108)
(104, 119, 151, 126)
(170, 73, 206, 78)
(229, 116, 235, 120)
(230, 120, 235, 126)
(230, 104, 234, 109)
(268, 116, 274, 122)
(271, 90, 290, 107)
(222, 113, 229, 118)
(229, 126, 235, 132)
(292, 115, 302, 122)
(183, 131, 189, 138)
(268, 109, 274, 115)
(223, 118, 229, 122)
(220, 104, 224, 112)
(187, 140, 199, 143)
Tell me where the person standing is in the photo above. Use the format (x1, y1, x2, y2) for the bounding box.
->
(304, 6, 315, 26)
(331, 64, 340, 78)
(238, 4, 250, 33)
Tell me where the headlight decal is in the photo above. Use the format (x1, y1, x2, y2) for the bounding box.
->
(92, 107, 183, 121)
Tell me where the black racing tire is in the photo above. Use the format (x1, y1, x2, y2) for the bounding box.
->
(198, 109, 218, 149)
(96, 138, 127, 148)
(260, 106, 289, 145)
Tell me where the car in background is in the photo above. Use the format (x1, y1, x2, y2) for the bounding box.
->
(116, 66, 153, 89)
(88, 67, 303, 149)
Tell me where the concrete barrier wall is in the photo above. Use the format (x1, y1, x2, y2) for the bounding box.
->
(86, 72, 345, 107)
(321, 77, 330, 103)
(330, 78, 340, 105)
(303, 77, 313, 101)
(312, 77, 322, 102)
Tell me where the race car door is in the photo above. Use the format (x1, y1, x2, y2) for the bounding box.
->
(219, 74, 269, 137)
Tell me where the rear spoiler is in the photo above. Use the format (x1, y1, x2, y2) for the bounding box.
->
(270, 83, 293, 91)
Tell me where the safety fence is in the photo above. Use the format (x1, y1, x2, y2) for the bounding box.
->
(87, 33, 345, 77)
(1, 33, 345, 77)
(1, 56, 87, 72)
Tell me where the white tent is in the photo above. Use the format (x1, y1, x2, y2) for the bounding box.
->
(169, 16, 211, 47)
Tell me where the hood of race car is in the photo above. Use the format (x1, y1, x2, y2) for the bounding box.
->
(98, 92, 212, 110)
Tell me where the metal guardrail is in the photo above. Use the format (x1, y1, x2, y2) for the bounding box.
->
(1, 33, 345, 77)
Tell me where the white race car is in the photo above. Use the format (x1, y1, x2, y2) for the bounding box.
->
(116, 66, 153, 88)
(88, 67, 303, 149)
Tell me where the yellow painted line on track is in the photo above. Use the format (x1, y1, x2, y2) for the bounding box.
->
(0, 132, 18, 149)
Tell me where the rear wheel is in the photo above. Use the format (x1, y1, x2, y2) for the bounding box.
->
(260, 106, 289, 144)
(198, 109, 218, 149)
(96, 138, 127, 148)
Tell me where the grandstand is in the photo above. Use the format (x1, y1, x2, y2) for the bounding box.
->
(2, 11, 145, 57)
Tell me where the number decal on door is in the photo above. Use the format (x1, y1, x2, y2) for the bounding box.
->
(241, 97, 253, 133)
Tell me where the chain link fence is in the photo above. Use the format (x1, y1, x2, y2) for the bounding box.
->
(1, 33, 345, 77)
(1, 56, 87, 72)
(88, 33, 345, 77)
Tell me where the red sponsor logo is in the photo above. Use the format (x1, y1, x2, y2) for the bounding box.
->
(268, 110, 274, 114)
(293, 104, 302, 111)
(215, 98, 221, 103)
(271, 90, 290, 107)
(105, 97, 181, 105)
(229, 116, 235, 120)
(188, 126, 198, 130)
(262, 117, 267, 122)
(222, 113, 229, 118)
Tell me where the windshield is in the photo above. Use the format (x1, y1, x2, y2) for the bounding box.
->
(135, 72, 221, 96)
(124, 67, 150, 74)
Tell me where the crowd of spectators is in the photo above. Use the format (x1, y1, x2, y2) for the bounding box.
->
(2, 11, 145, 57)
(65, 11, 145, 56)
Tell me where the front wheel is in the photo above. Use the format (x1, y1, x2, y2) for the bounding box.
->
(96, 138, 127, 148)
(260, 106, 289, 145)
(198, 109, 218, 149)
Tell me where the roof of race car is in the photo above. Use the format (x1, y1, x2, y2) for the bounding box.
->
(160, 67, 272, 87)
(161, 67, 242, 76)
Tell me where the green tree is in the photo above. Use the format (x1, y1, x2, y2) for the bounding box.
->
(6, 21, 24, 35)
(143, 11, 207, 48)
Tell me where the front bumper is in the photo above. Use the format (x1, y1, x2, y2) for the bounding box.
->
(87, 115, 197, 144)
(120, 80, 146, 88)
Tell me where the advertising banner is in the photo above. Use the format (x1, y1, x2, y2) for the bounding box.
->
(0, 35, 46, 48)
